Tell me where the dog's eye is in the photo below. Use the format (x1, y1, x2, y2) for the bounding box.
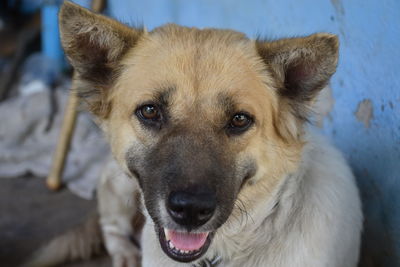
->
(141, 105, 159, 119)
(227, 112, 253, 134)
(231, 114, 250, 128)
(137, 104, 161, 121)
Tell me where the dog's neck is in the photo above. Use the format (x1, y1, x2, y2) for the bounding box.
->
(208, 141, 311, 265)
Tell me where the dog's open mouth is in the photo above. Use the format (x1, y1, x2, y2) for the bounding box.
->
(158, 227, 214, 262)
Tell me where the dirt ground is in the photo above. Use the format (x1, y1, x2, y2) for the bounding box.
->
(0, 176, 111, 267)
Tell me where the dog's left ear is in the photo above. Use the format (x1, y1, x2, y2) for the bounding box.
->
(256, 33, 339, 139)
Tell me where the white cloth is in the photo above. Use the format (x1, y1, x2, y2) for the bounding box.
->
(0, 87, 109, 199)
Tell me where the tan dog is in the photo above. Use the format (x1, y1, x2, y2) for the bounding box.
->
(29, 2, 362, 266)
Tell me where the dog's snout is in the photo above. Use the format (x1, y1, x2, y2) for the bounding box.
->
(167, 187, 216, 228)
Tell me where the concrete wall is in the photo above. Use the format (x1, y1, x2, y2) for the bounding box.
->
(105, 1, 399, 266)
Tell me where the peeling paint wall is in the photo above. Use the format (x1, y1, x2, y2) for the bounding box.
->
(108, 1, 400, 266)
(355, 99, 374, 128)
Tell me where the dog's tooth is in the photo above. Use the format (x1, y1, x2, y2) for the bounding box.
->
(164, 229, 170, 241)
(168, 241, 174, 249)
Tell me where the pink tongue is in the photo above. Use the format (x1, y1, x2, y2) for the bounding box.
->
(168, 230, 208, 251)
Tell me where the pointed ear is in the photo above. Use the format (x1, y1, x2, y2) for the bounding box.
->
(256, 33, 339, 139)
(59, 1, 143, 117)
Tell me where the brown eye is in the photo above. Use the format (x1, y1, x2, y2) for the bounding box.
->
(227, 112, 253, 135)
(139, 104, 160, 120)
(231, 113, 251, 128)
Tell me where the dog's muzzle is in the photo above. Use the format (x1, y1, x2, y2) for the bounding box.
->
(158, 185, 217, 262)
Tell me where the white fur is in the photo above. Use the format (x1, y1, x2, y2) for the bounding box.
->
(100, 129, 362, 267)
(97, 159, 141, 267)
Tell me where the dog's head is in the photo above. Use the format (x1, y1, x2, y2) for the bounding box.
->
(59, 2, 338, 263)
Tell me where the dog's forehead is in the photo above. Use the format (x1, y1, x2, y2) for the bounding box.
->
(115, 25, 274, 118)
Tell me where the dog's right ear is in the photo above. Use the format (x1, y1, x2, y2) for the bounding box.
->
(59, 1, 143, 118)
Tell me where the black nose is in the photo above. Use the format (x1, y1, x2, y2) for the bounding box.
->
(167, 187, 216, 228)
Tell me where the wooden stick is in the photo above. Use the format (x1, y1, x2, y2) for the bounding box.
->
(46, 0, 105, 190)
(46, 87, 79, 190)
(91, 0, 106, 13)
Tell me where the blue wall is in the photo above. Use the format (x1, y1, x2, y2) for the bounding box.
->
(78, 0, 400, 266)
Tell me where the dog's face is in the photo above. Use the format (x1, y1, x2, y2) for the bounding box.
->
(60, 2, 338, 263)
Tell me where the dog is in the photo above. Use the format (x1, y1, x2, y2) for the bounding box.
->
(28, 2, 362, 266)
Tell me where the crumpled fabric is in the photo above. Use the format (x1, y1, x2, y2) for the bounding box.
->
(0, 86, 109, 199)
